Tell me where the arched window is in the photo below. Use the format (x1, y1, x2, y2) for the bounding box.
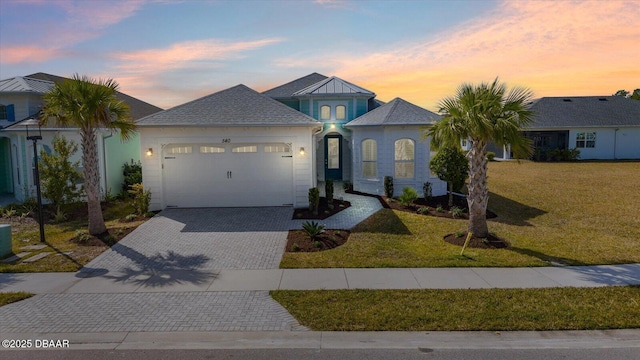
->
(362, 139, 377, 178)
(320, 105, 331, 120)
(394, 138, 414, 178)
(336, 105, 346, 120)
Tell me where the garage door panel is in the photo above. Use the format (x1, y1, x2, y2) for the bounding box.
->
(163, 143, 293, 208)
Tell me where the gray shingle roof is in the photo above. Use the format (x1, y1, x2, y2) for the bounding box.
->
(292, 76, 375, 97)
(25, 72, 163, 120)
(0, 76, 54, 93)
(529, 96, 640, 128)
(345, 97, 440, 127)
(137, 84, 321, 127)
(262, 73, 328, 98)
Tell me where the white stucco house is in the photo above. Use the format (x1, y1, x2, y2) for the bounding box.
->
(0, 73, 162, 204)
(137, 73, 448, 210)
(491, 96, 640, 160)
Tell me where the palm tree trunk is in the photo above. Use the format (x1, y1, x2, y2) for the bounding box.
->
(466, 139, 489, 238)
(81, 128, 107, 235)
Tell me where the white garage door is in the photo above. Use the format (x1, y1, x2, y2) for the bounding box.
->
(162, 143, 293, 207)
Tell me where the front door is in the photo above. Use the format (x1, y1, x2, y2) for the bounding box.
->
(324, 134, 342, 180)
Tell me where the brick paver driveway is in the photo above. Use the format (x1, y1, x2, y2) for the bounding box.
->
(0, 207, 306, 333)
(81, 207, 293, 275)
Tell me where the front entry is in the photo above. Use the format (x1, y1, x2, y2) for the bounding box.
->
(324, 134, 342, 180)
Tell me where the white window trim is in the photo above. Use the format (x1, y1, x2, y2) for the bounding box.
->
(394, 138, 415, 179)
(361, 139, 377, 179)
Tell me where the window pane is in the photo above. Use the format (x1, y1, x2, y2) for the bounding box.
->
(166, 146, 192, 154)
(336, 105, 346, 120)
(363, 162, 376, 178)
(264, 145, 290, 153)
(362, 139, 377, 161)
(232, 145, 257, 153)
(0, 105, 6, 120)
(320, 105, 331, 120)
(395, 139, 414, 160)
(200, 146, 225, 153)
(395, 162, 414, 179)
(327, 138, 340, 169)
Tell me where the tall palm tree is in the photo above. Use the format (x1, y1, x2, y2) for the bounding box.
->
(426, 78, 534, 238)
(43, 74, 135, 235)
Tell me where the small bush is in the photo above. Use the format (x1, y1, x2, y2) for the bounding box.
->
(75, 230, 92, 243)
(302, 221, 325, 240)
(417, 207, 429, 214)
(486, 151, 496, 161)
(122, 161, 142, 195)
(450, 206, 464, 219)
(343, 181, 353, 192)
(384, 176, 394, 198)
(125, 214, 138, 222)
(308, 187, 320, 215)
(292, 243, 300, 252)
(53, 209, 67, 223)
(423, 182, 432, 201)
(398, 187, 419, 207)
(325, 179, 334, 209)
(436, 204, 444, 213)
(128, 183, 151, 216)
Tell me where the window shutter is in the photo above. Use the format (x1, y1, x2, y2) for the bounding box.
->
(7, 104, 15, 122)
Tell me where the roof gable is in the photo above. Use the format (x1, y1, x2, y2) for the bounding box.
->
(345, 98, 440, 127)
(137, 84, 320, 127)
(292, 76, 375, 97)
(262, 73, 328, 98)
(0, 76, 54, 94)
(530, 96, 640, 128)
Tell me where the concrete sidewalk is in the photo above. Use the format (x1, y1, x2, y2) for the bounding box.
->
(2, 263, 639, 294)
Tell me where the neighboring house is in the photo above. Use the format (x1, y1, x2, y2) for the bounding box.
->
(137, 73, 448, 210)
(491, 96, 640, 160)
(0, 73, 162, 204)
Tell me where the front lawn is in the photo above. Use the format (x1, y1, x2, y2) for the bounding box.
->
(280, 161, 640, 268)
(0, 199, 149, 273)
(272, 286, 640, 331)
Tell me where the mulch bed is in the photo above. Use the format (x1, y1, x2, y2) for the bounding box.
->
(292, 198, 351, 220)
(285, 229, 350, 252)
(444, 232, 510, 249)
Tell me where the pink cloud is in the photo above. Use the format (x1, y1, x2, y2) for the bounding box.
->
(1, 46, 61, 64)
(280, 0, 640, 110)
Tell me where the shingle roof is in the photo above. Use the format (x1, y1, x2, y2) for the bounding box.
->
(529, 96, 640, 128)
(262, 73, 328, 98)
(345, 97, 440, 127)
(137, 84, 321, 127)
(25, 72, 163, 120)
(292, 76, 375, 97)
(0, 76, 54, 93)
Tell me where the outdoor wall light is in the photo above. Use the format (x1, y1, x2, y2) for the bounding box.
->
(299, 147, 305, 155)
(146, 148, 153, 157)
(330, 123, 336, 129)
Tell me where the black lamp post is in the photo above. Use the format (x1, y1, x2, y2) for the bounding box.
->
(24, 118, 46, 243)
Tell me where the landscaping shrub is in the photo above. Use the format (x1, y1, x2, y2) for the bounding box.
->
(342, 181, 353, 192)
(423, 182, 432, 201)
(398, 187, 419, 207)
(486, 151, 496, 161)
(325, 179, 334, 208)
(429, 147, 469, 206)
(302, 221, 325, 240)
(308, 187, 320, 215)
(122, 161, 142, 195)
(384, 176, 394, 198)
(39, 135, 82, 216)
(450, 206, 464, 219)
(128, 183, 151, 216)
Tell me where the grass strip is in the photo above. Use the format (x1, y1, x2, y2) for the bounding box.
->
(0, 292, 33, 307)
(271, 287, 640, 331)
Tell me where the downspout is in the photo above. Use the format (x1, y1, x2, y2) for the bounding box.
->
(102, 131, 114, 198)
(613, 128, 619, 160)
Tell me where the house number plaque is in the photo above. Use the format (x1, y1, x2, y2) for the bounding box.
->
(222, 138, 231, 143)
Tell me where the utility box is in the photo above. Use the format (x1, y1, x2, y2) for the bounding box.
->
(0, 224, 11, 258)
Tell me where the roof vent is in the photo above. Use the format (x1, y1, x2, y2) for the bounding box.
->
(562, 99, 572, 102)
(598, 98, 608, 101)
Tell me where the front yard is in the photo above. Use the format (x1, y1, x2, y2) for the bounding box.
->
(281, 161, 640, 268)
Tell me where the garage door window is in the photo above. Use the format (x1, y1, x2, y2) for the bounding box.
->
(232, 145, 257, 153)
(166, 146, 192, 154)
(200, 146, 225, 153)
(264, 145, 290, 153)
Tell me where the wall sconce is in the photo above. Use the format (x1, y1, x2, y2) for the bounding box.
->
(330, 123, 336, 129)
(146, 148, 153, 157)
(299, 147, 305, 155)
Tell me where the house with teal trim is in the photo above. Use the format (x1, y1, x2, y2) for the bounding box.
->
(137, 73, 448, 210)
(0, 73, 162, 205)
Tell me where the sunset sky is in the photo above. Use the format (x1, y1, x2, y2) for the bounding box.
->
(1, 0, 638, 111)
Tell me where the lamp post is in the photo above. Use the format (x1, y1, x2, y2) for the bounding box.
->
(24, 118, 45, 243)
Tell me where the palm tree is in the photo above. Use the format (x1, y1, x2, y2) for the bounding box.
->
(43, 74, 135, 235)
(426, 78, 534, 238)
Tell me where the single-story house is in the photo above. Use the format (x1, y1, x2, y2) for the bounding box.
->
(491, 96, 640, 160)
(137, 73, 448, 210)
(0, 73, 162, 204)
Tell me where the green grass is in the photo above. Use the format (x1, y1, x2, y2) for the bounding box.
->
(0, 199, 146, 273)
(271, 286, 640, 331)
(0, 292, 33, 307)
(281, 161, 640, 268)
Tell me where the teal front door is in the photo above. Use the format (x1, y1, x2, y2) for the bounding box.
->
(324, 134, 342, 180)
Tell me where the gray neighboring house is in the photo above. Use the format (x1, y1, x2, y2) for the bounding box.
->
(137, 74, 448, 211)
(490, 96, 640, 160)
